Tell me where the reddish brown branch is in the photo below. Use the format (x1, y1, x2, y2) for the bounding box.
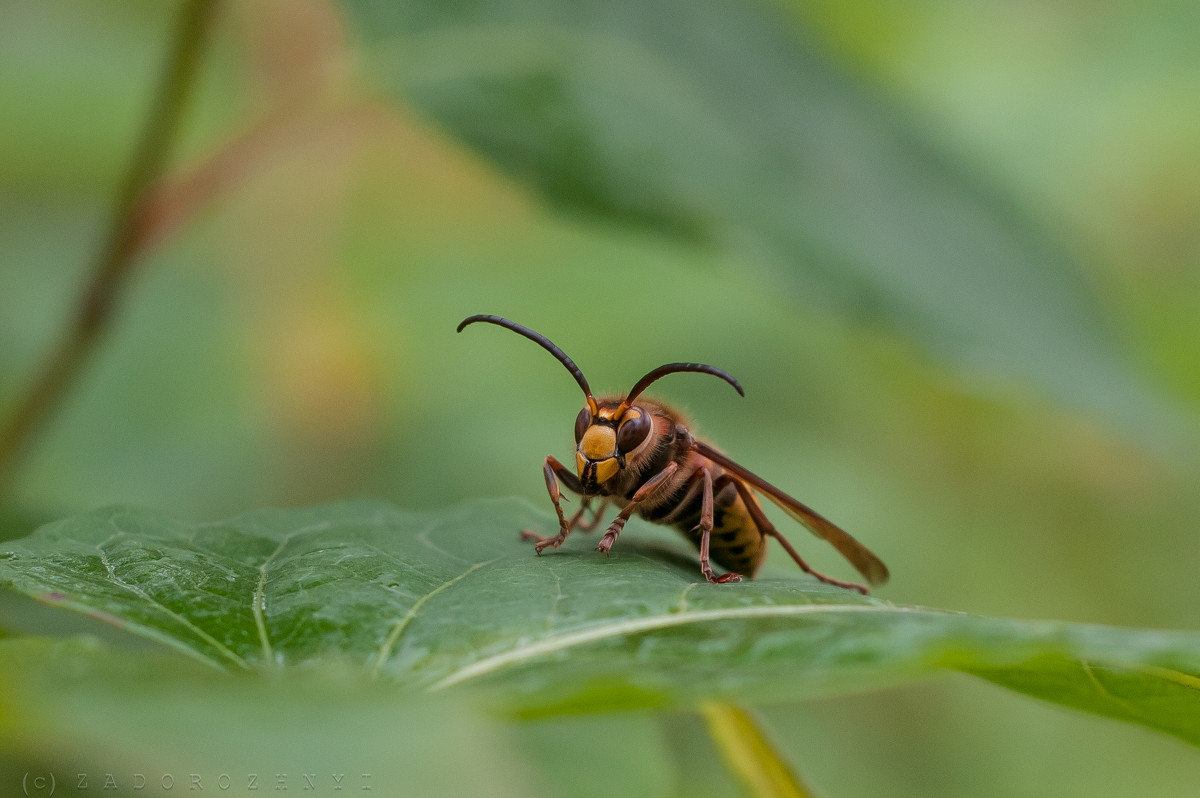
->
(0, 0, 222, 492)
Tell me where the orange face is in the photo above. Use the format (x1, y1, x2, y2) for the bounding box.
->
(573, 402, 652, 488)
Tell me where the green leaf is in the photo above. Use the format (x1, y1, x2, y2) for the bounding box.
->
(339, 0, 1169, 429)
(2, 499, 1199, 747)
(0, 636, 542, 797)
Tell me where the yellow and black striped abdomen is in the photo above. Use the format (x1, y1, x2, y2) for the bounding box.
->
(669, 478, 768, 578)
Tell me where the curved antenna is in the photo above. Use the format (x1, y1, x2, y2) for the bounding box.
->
(623, 362, 744, 410)
(457, 315, 596, 410)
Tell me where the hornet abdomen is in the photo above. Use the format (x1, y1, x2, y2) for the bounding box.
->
(640, 452, 769, 577)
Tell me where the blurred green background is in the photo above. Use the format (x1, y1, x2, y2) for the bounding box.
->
(2, 0, 1199, 795)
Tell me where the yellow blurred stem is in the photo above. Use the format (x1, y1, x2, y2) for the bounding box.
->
(702, 703, 817, 798)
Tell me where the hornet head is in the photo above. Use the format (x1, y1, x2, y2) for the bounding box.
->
(457, 315, 744, 489)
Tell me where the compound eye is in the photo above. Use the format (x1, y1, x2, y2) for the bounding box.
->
(574, 405, 591, 443)
(617, 409, 651, 452)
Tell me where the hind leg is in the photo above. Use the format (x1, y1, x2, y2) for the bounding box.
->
(724, 478, 868, 594)
(692, 468, 743, 583)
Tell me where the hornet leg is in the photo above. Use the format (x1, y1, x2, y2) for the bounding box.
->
(521, 455, 584, 554)
(521, 496, 607, 544)
(695, 468, 742, 584)
(573, 498, 610, 532)
(597, 461, 679, 554)
(726, 478, 869, 594)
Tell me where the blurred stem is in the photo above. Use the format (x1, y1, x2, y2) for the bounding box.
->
(702, 703, 818, 798)
(0, 0, 221, 493)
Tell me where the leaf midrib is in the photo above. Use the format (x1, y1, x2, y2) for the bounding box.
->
(427, 602, 896, 691)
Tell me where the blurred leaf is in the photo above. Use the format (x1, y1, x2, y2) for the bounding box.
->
(338, 0, 1174, 432)
(2, 499, 1200, 747)
(0, 636, 542, 797)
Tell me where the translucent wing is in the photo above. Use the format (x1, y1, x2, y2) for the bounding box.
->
(692, 440, 889, 585)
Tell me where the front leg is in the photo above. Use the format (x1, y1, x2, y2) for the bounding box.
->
(522, 455, 584, 553)
(597, 461, 679, 554)
(520, 496, 601, 543)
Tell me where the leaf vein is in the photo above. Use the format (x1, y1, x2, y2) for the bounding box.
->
(94, 541, 248, 670)
(1081, 660, 1141, 715)
(368, 559, 496, 678)
(1134, 663, 1200, 693)
(427, 603, 888, 691)
(251, 521, 331, 666)
(417, 521, 468, 563)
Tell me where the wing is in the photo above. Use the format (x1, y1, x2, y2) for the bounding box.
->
(692, 439, 889, 586)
